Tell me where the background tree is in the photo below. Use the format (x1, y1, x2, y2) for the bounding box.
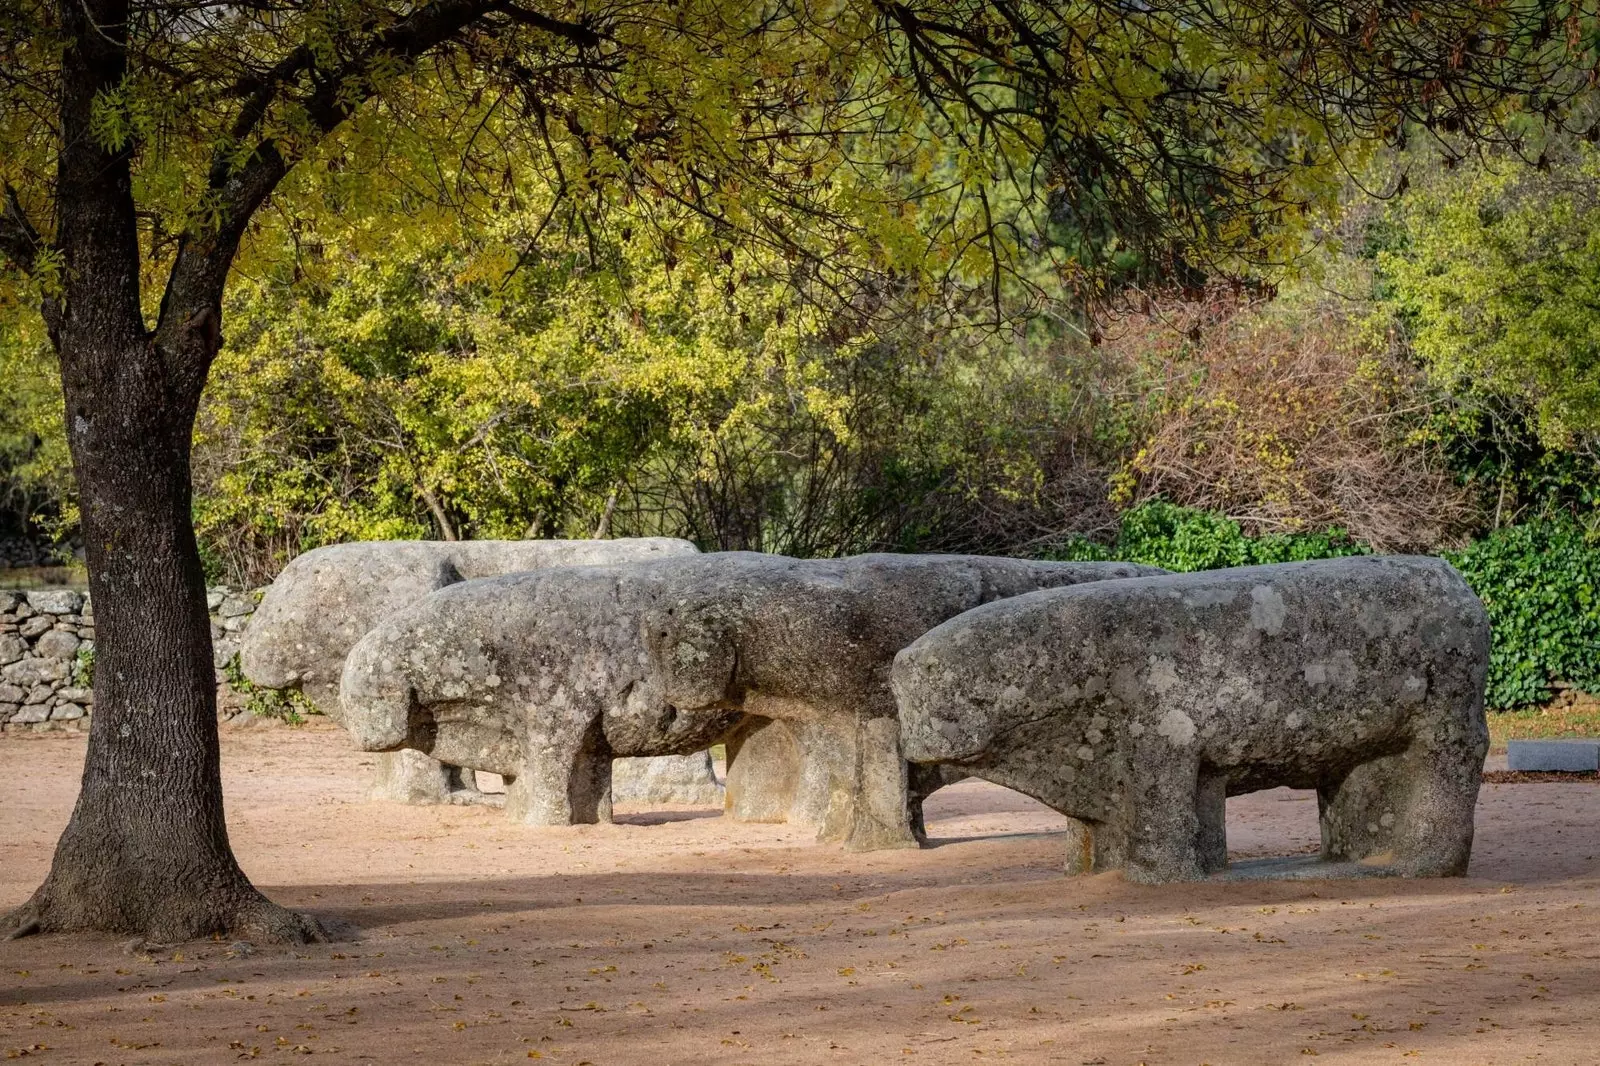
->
(1, 0, 1595, 942)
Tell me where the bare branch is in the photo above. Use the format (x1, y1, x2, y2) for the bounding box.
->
(0, 183, 61, 339)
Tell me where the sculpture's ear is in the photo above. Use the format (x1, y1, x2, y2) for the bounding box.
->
(642, 603, 740, 710)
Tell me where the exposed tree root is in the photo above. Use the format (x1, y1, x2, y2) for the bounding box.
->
(2, 887, 329, 945)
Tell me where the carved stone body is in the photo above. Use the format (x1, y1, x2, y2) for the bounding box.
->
(892, 556, 1491, 882)
(240, 537, 699, 802)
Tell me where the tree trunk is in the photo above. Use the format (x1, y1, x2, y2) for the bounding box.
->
(2, 0, 318, 945)
(3, 331, 321, 944)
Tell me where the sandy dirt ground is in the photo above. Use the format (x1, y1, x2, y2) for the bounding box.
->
(1, 723, 1597, 1065)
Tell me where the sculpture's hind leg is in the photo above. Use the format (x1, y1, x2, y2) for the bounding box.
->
(1317, 726, 1484, 877)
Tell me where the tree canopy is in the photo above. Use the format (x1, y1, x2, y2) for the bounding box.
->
(7, 0, 1596, 324)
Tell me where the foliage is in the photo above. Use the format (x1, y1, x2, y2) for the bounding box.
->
(1095, 283, 1482, 551)
(70, 644, 93, 688)
(1444, 519, 1600, 709)
(220, 653, 316, 726)
(193, 211, 820, 582)
(1044, 499, 1369, 571)
(1374, 145, 1600, 531)
(0, 291, 71, 545)
(1, 0, 1594, 576)
(1379, 146, 1600, 447)
(609, 316, 1147, 559)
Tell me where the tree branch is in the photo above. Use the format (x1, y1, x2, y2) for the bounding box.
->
(156, 0, 547, 396)
(0, 183, 61, 340)
(0, 183, 44, 273)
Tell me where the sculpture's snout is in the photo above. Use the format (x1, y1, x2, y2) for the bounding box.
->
(338, 635, 415, 751)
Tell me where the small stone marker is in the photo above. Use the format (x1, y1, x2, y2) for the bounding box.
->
(1506, 739, 1600, 773)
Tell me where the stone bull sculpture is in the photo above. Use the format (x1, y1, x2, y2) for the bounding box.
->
(339, 564, 741, 825)
(240, 537, 702, 803)
(892, 556, 1491, 883)
(641, 553, 1164, 850)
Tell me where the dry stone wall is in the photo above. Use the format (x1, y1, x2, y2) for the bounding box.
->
(0, 586, 265, 732)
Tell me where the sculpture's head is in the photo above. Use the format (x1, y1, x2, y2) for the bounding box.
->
(640, 600, 743, 713)
(891, 615, 1008, 765)
(338, 626, 421, 752)
(603, 669, 743, 757)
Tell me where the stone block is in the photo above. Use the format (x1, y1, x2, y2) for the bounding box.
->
(0, 702, 17, 722)
(57, 686, 93, 704)
(24, 683, 53, 705)
(0, 683, 22, 703)
(26, 589, 82, 615)
(217, 593, 257, 618)
(0, 634, 23, 666)
(612, 752, 725, 807)
(1507, 739, 1600, 773)
(34, 629, 80, 660)
(206, 588, 229, 611)
(3, 658, 67, 685)
(12, 703, 50, 723)
(18, 615, 52, 639)
(50, 702, 84, 721)
(0, 592, 19, 613)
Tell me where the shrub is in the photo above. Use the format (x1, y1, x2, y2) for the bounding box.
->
(1045, 500, 1369, 571)
(219, 653, 317, 726)
(1444, 520, 1600, 709)
(1095, 287, 1483, 552)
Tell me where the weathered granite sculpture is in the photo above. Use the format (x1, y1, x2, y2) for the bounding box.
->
(636, 552, 1162, 850)
(339, 564, 741, 825)
(892, 556, 1491, 882)
(240, 537, 700, 803)
(340, 552, 1159, 845)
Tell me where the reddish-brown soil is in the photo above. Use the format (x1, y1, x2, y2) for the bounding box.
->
(2, 723, 1597, 1065)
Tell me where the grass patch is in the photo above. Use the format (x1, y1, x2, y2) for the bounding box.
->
(1487, 691, 1600, 753)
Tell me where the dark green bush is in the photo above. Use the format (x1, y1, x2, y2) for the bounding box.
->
(1444, 521, 1600, 709)
(1045, 501, 1600, 709)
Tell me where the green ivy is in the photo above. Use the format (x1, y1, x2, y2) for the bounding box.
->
(70, 644, 94, 688)
(1044, 501, 1600, 710)
(1444, 520, 1600, 709)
